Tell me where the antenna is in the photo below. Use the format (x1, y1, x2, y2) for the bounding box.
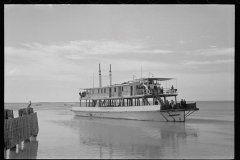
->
(109, 64, 112, 86)
(99, 63, 102, 87)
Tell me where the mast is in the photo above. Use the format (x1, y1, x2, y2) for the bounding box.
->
(99, 63, 102, 87)
(109, 64, 112, 86)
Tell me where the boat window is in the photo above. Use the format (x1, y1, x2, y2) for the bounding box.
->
(104, 88, 106, 93)
(114, 87, 116, 92)
(101, 89, 102, 93)
(92, 90, 94, 94)
(98, 89, 99, 94)
(122, 87, 123, 91)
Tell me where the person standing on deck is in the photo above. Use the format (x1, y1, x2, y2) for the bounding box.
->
(160, 87, 163, 94)
(157, 84, 161, 94)
(183, 99, 186, 108)
(170, 100, 174, 109)
(180, 99, 184, 108)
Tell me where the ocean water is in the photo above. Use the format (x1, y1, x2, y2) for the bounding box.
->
(4, 101, 234, 159)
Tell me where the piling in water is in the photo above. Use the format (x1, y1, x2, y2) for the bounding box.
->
(4, 109, 14, 119)
(4, 108, 39, 151)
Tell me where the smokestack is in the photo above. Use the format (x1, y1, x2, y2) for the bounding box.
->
(99, 63, 102, 87)
(109, 64, 112, 86)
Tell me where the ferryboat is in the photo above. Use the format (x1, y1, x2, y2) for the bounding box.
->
(71, 64, 199, 122)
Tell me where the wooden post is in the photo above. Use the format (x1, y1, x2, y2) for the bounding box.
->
(4, 111, 39, 153)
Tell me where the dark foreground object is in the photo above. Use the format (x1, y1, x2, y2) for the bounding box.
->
(4, 108, 39, 157)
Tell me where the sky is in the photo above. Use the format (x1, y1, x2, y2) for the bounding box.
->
(4, 4, 234, 102)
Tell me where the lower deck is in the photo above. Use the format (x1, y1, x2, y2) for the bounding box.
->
(72, 108, 185, 122)
(72, 104, 199, 122)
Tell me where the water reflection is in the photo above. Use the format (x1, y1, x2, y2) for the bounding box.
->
(73, 116, 199, 159)
(7, 137, 38, 159)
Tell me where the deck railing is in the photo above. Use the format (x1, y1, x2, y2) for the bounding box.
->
(161, 102, 196, 110)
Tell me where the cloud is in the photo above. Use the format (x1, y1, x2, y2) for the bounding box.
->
(5, 40, 174, 82)
(182, 59, 234, 66)
(177, 39, 189, 44)
(187, 47, 234, 56)
(16, 40, 173, 58)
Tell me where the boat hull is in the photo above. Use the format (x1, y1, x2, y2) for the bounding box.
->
(71, 106, 185, 122)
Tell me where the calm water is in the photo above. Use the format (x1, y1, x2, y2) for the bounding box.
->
(4, 101, 234, 159)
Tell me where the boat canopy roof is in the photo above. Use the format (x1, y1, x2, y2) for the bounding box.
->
(135, 78, 175, 81)
(80, 77, 175, 90)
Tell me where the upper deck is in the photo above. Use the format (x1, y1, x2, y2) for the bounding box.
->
(79, 77, 178, 100)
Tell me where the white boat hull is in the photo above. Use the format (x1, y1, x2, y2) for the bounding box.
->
(71, 105, 185, 122)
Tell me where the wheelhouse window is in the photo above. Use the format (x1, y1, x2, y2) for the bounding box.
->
(114, 87, 116, 92)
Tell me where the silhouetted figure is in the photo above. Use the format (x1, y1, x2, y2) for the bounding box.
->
(180, 99, 184, 108)
(183, 99, 186, 108)
(28, 101, 31, 108)
(170, 100, 174, 109)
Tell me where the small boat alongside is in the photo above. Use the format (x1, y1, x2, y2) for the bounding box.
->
(71, 64, 199, 122)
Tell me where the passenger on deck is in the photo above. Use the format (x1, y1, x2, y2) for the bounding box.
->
(170, 100, 174, 109)
(154, 84, 157, 90)
(157, 85, 161, 94)
(160, 99, 165, 110)
(79, 92, 82, 98)
(164, 100, 169, 109)
(183, 99, 186, 108)
(161, 87, 164, 94)
(180, 99, 183, 108)
(171, 85, 174, 90)
(82, 92, 86, 97)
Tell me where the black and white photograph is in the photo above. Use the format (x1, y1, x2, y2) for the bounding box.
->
(4, 4, 234, 159)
